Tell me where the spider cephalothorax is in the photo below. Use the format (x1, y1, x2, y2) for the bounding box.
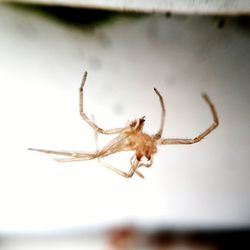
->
(29, 71, 219, 179)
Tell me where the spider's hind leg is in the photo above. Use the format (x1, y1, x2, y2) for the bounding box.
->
(98, 156, 144, 179)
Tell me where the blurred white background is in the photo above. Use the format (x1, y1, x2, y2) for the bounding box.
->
(0, 3, 249, 244)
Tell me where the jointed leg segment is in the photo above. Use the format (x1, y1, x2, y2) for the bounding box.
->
(153, 88, 166, 140)
(159, 93, 219, 145)
(79, 71, 124, 135)
(98, 157, 142, 178)
(28, 148, 92, 158)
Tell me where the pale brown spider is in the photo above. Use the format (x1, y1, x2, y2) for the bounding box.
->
(29, 72, 219, 179)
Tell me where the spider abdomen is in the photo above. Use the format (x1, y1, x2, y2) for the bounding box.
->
(130, 133, 157, 161)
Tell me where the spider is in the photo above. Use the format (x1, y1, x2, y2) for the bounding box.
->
(29, 72, 219, 179)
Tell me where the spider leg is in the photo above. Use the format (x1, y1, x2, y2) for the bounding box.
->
(91, 114, 99, 153)
(28, 148, 90, 157)
(31, 132, 130, 164)
(134, 169, 145, 179)
(159, 94, 219, 145)
(98, 159, 144, 179)
(53, 155, 97, 162)
(129, 155, 145, 177)
(79, 71, 125, 135)
(97, 154, 142, 178)
(153, 88, 166, 140)
(28, 148, 97, 162)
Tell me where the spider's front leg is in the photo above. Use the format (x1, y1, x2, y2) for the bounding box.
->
(79, 71, 125, 135)
(153, 88, 166, 140)
(159, 94, 219, 145)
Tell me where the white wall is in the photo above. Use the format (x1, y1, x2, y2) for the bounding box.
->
(0, 5, 249, 235)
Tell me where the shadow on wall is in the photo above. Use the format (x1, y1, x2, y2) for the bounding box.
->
(7, 3, 146, 29)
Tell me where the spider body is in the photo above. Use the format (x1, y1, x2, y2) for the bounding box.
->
(29, 72, 218, 179)
(125, 124, 157, 161)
